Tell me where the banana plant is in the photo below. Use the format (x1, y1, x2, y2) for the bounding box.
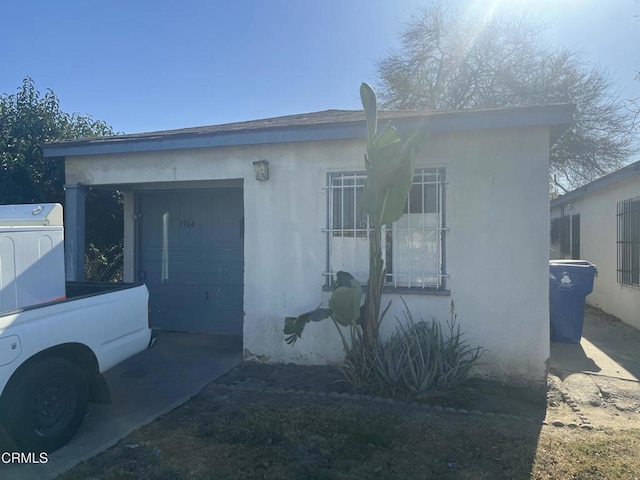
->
(359, 83, 428, 350)
(283, 84, 427, 354)
(284, 271, 362, 346)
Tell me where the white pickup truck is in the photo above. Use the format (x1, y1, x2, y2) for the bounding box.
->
(0, 204, 154, 452)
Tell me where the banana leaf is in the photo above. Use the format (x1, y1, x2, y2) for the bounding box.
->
(328, 276, 362, 326)
(284, 307, 332, 345)
(283, 274, 362, 344)
(359, 83, 428, 228)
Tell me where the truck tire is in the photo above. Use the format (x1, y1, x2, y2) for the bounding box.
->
(2, 357, 89, 452)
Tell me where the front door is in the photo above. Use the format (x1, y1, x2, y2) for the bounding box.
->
(138, 189, 244, 335)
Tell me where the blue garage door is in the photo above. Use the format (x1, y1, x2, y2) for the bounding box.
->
(138, 189, 244, 335)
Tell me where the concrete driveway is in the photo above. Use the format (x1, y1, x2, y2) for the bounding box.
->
(0, 332, 242, 480)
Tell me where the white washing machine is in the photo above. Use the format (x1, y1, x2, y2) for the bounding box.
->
(0, 203, 65, 313)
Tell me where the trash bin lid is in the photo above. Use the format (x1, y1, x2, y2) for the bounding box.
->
(549, 260, 595, 267)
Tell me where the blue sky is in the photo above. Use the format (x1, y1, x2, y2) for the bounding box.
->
(2, 0, 639, 134)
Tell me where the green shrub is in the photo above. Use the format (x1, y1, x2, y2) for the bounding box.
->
(337, 324, 374, 389)
(341, 299, 485, 394)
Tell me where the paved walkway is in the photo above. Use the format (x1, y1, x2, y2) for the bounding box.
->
(550, 306, 640, 412)
(551, 306, 640, 381)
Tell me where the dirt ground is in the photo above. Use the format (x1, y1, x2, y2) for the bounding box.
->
(212, 363, 585, 435)
(215, 362, 548, 421)
(217, 305, 640, 431)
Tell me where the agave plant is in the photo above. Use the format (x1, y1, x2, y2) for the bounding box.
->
(373, 299, 485, 393)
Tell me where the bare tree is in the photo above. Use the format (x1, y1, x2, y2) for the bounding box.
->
(377, 3, 637, 189)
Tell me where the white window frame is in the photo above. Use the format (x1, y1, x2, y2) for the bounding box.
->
(324, 167, 448, 291)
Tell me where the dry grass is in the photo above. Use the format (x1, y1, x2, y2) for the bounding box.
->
(59, 387, 640, 480)
(534, 428, 640, 480)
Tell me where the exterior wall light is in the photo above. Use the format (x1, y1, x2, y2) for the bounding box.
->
(253, 160, 269, 181)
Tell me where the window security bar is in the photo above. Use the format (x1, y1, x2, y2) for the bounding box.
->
(322, 271, 451, 287)
(325, 168, 448, 290)
(617, 197, 640, 287)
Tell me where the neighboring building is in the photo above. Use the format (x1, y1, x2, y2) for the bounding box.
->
(43, 105, 574, 386)
(551, 160, 640, 330)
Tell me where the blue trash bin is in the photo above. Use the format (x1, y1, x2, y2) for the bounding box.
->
(549, 260, 597, 343)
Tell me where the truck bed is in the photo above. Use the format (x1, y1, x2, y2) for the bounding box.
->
(1, 282, 145, 317)
(0, 281, 151, 375)
(66, 281, 145, 300)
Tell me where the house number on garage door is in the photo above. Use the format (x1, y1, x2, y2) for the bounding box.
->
(180, 220, 195, 228)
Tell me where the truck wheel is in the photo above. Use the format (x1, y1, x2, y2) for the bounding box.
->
(2, 357, 89, 452)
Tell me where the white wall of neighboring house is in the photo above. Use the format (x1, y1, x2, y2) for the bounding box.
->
(550, 174, 640, 330)
(66, 124, 552, 385)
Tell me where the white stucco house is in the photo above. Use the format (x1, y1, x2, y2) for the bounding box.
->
(550, 160, 640, 330)
(43, 105, 574, 386)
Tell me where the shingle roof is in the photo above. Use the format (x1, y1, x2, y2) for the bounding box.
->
(42, 104, 575, 158)
(551, 159, 640, 208)
(46, 109, 427, 147)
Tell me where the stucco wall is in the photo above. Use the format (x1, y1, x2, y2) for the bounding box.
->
(551, 176, 640, 329)
(66, 125, 552, 385)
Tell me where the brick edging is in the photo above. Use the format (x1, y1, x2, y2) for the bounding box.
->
(210, 382, 562, 427)
(541, 391, 593, 430)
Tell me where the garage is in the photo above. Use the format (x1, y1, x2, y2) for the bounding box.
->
(136, 188, 244, 335)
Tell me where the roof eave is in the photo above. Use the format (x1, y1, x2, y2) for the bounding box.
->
(550, 159, 640, 208)
(42, 104, 575, 158)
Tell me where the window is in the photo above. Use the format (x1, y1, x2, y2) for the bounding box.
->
(617, 197, 640, 286)
(550, 212, 579, 259)
(571, 214, 580, 260)
(561, 215, 571, 257)
(550, 218, 561, 245)
(325, 168, 447, 290)
(330, 173, 367, 238)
